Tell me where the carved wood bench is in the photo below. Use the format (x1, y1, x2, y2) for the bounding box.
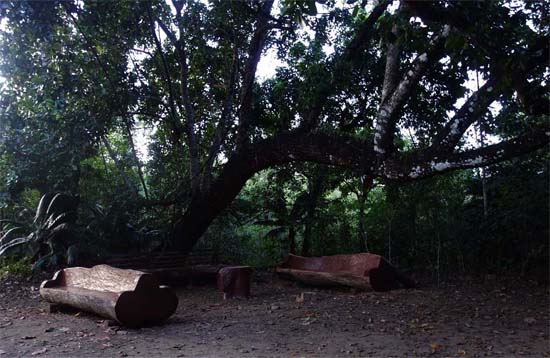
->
(276, 253, 415, 291)
(40, 265, 178, 327)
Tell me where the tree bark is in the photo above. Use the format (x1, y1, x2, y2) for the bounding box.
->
(288, 226, 296, 255)
(276, 268, 372, 290)
(301, 172, 326, 257)
(123, 117, 149, 200)
(172, 122, 548, 252)
(172, 132, 376, 252)
(358, 176, 374, 252)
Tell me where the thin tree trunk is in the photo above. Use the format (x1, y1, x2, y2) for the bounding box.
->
(476, 70, 488, 217)
(358, 194, 368, 252)
(101, 136, 139, 198)
(436, 230, 441, 287)
(385, 183, 399, 263)
(288, 226, 296, 255)
(358, 176, 374, 252)
(302, 220, 312, 257)
(123, 118, 149, 200)
(301, 173, 326, 257)
(387, 216, 393, 263)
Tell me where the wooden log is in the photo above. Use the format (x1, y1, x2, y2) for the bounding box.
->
(217, 266, 252, 299)
(40, 265, 178, 327)
(276, 268, 371, 290)
(277, 253, 415, 291)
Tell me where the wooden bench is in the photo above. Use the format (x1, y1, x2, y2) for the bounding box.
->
(276, 253, 415, 291)
(40, 265, 178, 327)
(104, 249, 253, 298)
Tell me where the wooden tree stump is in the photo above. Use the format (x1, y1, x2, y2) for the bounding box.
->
(276, 253, 415, 291)
(40, 265, 178, 327)
(217, 266, 252, 299)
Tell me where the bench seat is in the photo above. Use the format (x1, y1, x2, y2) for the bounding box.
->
(40, 265, 178, 327)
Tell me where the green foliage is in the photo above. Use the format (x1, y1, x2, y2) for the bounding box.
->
(0, 257, 32, 278)
(0, 193, 78, 270)
(210, 152, 547, 280)
(0, 0, 546, 280)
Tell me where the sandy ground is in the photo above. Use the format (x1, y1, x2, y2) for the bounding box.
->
(0, 273, 548, 357)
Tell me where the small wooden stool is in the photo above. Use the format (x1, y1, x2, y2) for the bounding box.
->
(217, 266, 252, 299)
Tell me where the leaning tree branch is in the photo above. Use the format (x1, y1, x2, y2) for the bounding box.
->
(432, 39, 549, 154)
(155, 10, 202, 191)
(373, 25, 450, 156)
(345, 0, 393, 65)
(376, 125, 549, 181)
(156, 19, 179, 47)
(173, 119, 549, 252)
(432, 77, 500, 153)
(235, 0, 275, 149)
(175, 36, 201, 192)
(202, 37, 240, 190)
(173, 130, 375, 252)
(380, 24, 401, 106)
(146, 6, 184, 148)
(411, 128, 548, 180)
(61, 3, 150, 199)
(299, 0, 392, 132)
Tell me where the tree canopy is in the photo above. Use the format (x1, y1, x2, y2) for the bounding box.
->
(0, 0, 548, 261)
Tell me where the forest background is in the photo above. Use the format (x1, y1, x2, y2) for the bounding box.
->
(0, 0, 547, 283)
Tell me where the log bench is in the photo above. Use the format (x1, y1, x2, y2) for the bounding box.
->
(276, 253, 415, 291)
(40, 265, 178, 327)
(104, 250, 253, 298)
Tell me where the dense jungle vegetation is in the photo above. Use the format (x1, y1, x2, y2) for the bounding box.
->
(0, 0, 547, 281)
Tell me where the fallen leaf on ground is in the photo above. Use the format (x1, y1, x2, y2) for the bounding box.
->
(430, 343, 440, 354)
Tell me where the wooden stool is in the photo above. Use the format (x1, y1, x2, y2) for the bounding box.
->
(217, 266, 252, 299)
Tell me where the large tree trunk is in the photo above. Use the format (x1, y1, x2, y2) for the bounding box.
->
(172, 132, 375, 252)
(171, 128, 548, 253)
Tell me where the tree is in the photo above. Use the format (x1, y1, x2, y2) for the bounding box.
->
(0, 1, 547, 253)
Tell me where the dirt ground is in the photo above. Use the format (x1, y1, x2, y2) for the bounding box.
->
(0, 273, 548, 357)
